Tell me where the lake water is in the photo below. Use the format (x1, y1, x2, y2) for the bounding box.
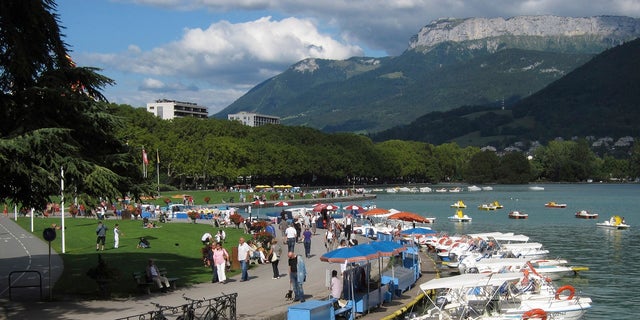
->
(366, 184, 639, 320)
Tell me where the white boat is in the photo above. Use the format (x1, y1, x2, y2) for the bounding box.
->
(435, 188, 447, 193)
(448, 210, 472, 222)
(416, 272, 591, 320)
(508, 211, 528, 219)
(467, 185, 482, 192)
(385, 187, 397, 193)
(529, 186, 545, 191)
(448, 187, 462, 192)
(397, 186, 411, 192)
(419, 186, 432, 193)
(450, 200, 466, 208)
(478, 203, 497, 211)
(481, 186, 493, 191)
(596, 215, 630, 229)
(575, 210, 598, 219)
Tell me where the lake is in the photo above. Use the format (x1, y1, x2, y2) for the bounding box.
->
(365, 183, 640, 320)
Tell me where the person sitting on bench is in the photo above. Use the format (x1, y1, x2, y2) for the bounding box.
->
(146, 259, 170, 293)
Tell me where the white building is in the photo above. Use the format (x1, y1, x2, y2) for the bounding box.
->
(227, 111, 280, 127)
(146, 99, 208, 120)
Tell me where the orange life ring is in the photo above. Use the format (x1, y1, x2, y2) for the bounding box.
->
(522, 308, 547, 320)
(555, 285, 575, 300)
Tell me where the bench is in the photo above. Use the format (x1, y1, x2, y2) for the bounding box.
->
(132, 268, 179, 294)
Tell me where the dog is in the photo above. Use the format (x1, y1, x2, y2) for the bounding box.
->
(285, 289, 293, 300)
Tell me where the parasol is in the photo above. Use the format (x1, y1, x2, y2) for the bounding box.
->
(388, 211, 431, 223)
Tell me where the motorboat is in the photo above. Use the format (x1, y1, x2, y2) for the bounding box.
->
(448, 210, 472, 222)
(467, 185, 482, 192)
(575, 210, 598, 219)
(529, 186, 545, 191)
(596, 215, 630, 229)
(545, 201, 567, 208)
(450, 200, 466, 208)
(508, 211, 528, 219)
(435, 188, 447, 193)
(481, 186, 493, 191)
(419, 186, 432, 193)
(416, 272, 591, 320)
(449, 187, 462, 193)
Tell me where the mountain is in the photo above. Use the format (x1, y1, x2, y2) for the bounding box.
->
(216, 15, 640, 134)
(371, 37, 640, 145)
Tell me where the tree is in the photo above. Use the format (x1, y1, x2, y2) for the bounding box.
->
(465, 150, 499, 184)
(0, 1, 149, 209)
(497, 152, 532, 183)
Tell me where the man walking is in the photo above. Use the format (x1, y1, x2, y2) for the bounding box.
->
(238, 237, 251, 281)
(96, 221, 107, 251)
(285, 223, 297, 253)
(288, 251, 306, 302)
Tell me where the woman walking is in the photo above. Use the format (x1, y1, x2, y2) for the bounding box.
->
(212, 242, 229, 284)
(268, 239, 282, 279)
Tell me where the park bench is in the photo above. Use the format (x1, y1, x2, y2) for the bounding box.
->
(132, 268, 179, 294)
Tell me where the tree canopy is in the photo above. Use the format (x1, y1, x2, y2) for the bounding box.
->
(0, 1, 150, 209)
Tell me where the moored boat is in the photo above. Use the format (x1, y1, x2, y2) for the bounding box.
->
(508, 211, 528, 219)
(467, 185, 482, 192)
(575, 210, 598, 219)
(596, 215, 630, 229)
(529, 186, 545, 191)
(545, 201, 567, 208)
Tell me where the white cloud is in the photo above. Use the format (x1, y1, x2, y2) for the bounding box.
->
(106, 16, 362, 83)
(87, 0, 640, 112)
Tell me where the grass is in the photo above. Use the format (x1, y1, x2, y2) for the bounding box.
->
(15, 216, 251, 299)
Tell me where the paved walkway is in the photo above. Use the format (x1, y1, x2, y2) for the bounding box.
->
(0, 213, 436, 320)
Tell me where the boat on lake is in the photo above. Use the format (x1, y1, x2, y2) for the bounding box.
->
(597, 215, 630, 229)
(508, 211, 528, 219)
(529, 186, 545, 191)
(467, 185, 482, 192)
(450, 200, 466, 208)
(575, 210, 598, 219)
(545, 201, 567, 208)
(478, 203, 496, 211)
(448, 210, 472, 222)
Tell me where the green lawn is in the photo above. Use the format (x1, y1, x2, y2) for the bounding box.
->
(15, 216, 250, 298)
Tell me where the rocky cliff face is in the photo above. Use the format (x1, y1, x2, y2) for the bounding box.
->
(409, 16, 640, 53)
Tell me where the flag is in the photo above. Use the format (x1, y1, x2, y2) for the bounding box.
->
(142, 149, 149, 165)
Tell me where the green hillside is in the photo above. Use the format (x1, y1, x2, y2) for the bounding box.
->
(220, 45, 592, 133)
(371, 37, 640, 146)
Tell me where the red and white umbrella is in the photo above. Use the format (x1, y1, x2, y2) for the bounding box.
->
(251, 200, 265, 206)
(344, 204, 365, 211)
(313, 203, 339, 212)
(274, 201, 290, 207)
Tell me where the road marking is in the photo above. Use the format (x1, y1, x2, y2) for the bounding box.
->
(0, 220, 33, 296)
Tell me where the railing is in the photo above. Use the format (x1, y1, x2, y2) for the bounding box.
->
(8, 270, 43, 301)
(115, 292, 237, 320)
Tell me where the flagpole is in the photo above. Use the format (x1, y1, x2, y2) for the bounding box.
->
(156, 149, 160, 196)
(61, 166, 66, 254)
(142, 146, 146, 178)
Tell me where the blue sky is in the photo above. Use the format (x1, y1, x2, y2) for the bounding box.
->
(56, 0, 640, 114)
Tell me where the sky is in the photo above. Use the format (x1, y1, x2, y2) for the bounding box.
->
(57, 0, 640, 115)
